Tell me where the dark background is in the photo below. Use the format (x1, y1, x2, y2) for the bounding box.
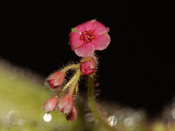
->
(0, 1, 175, 118)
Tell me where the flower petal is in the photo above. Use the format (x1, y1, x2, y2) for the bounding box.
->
(75, 20, 95, 32)
(69, 32, 82, 51)
(58, 94, 69, 111)
(42, 96, 58, 113)
(66, 106, 77, 121)
(92, 21, 110, 35)
(91, 34, 111, 50)
(75, 43, 94, 57)
(63, 97, 73, 114)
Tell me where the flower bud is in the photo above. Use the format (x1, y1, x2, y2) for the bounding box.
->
(80, 56, 97, 75)
(66, 106, 77, 121)
(42, 96, 58, 113)
(46, 71, 65, 89)
(58, 93, 73, 114)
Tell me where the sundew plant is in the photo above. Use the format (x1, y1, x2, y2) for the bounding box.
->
(41, 20, 122, 130)
(41, 20, 175, 131)
(1, 20, 175, 131)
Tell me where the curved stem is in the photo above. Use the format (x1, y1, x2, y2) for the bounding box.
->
(61, 64, 80, 73)
(87, 76, 125, 131)
(69, 69, 81, 95)
(57, 69, 81, 96)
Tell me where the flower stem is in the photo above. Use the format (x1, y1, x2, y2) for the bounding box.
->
(62, 64, 80, 73)
(87, 76, 125, 131)
(58, 69, 81, 96)
(69, 69, 81, 95)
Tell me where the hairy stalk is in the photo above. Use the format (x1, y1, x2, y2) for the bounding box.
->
(57, 69, 81, 96)
(62, 64, 80, 72)
(87, 76, 125, 131)
(69, 69, 81, 95)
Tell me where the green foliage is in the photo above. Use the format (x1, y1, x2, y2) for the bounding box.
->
(0, 62, 174, 131)
(0, 65, 82, 131)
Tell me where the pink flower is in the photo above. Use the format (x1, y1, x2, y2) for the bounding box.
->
(46, 71, 65, 90)
(80, 56, 97, 75)
(42, 96, 58, 113)
(66, 106, 78, 121)
(69, 19, 110, 57)
(58, 93, 73, 114)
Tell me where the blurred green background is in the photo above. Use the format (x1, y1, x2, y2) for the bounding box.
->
(0, 61, 86, 131)
(0, 60, 175, 131)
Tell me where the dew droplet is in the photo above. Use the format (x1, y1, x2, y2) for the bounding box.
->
(172, 108, 175, 119)
(123, 117, 134, 127)
(107, 116, 117, 126)
(43, 113, 52, 122)
(18, 119, 25, 126)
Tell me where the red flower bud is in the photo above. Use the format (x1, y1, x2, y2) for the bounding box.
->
(80, 56, 97, 75)
(46, 71, 65, 89)
(58, 93, 73, 114)
(66, 106, 77, 121)
(42, 96, 58, 113)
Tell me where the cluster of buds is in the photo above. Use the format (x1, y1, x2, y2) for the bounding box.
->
(42, 19, 110, 122)
(42, 56, 97, 121)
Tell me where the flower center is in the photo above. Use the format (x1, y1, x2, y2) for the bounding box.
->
(80, 30, 95, 43)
